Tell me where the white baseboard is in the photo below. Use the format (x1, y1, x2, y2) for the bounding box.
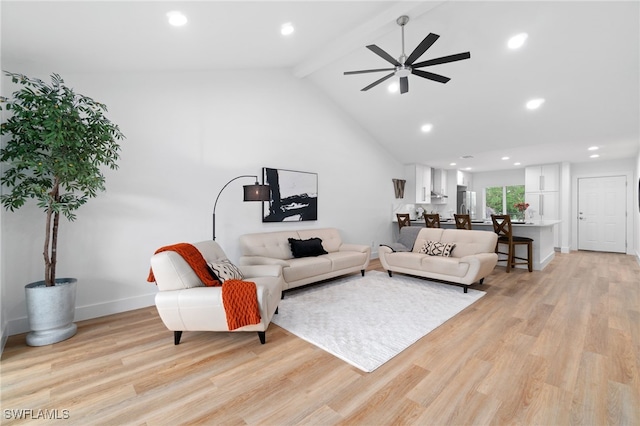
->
(1, 322, 8, 354)
(6, 293, 156, 337)
(538, 251, 556, 270)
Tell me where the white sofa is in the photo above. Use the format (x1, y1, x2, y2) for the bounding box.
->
(151, 241, 283, 344)
(239, 228, 371, 291)
(378, 228, 498, 293)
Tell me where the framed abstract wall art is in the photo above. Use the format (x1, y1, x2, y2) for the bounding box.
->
(262, 168, 318, 222)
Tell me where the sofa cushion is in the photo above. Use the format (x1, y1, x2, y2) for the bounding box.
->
(412, 228, 445, 253)
(297, 228, 342, 253)
(208, 259, 244, 283)
(440, 229, 497, 258)
(383, 252, 426, 270)
(239, 231, 300, 260)
(288, 237, 328, 258)
(283, 257, 332, 283)
(420, 256, 470, 277)
(325, 251, 368, 271)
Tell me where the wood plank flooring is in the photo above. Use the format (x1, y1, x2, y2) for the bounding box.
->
(2, 251, 639, 425)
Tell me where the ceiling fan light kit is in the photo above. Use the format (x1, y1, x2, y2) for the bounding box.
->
(344, 15, 471, 94)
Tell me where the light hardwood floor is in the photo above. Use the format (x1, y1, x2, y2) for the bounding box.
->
(2, 251, 639, 425)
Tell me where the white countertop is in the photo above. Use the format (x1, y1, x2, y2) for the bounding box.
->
(403, 219, 562, 227)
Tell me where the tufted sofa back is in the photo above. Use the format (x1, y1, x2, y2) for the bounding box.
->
(413, 228, 497, 258)
(239, 228, 344, 260)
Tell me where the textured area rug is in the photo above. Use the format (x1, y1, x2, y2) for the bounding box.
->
(272, 270, 485, 372)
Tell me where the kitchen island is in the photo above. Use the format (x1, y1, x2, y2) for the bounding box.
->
(397, 218, 561, 271)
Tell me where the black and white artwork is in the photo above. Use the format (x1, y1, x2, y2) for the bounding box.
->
(262, 168, 318, 222)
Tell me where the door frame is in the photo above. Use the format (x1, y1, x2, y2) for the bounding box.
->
(571, 168, 633, 254)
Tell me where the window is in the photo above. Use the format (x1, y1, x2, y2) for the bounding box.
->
(485, 185, 525, 217)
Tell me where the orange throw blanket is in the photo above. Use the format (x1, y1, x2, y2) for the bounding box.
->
(221, 279, 261, 330)
(147, 243, 220, 287)
(148, 243, 261, 330)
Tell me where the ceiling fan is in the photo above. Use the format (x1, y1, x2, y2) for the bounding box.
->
(344, 15, 471, 94)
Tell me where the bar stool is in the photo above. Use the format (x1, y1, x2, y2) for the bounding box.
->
(396, 213, 411, 231)
(454, 214, 472, 230)
(491, 214, 533, 272)
(423, 213, 441, 228)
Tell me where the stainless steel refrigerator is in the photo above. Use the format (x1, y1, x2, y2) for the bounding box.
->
(457, 190, 476, 218)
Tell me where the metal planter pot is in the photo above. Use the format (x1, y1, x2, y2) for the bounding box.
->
(24, 278, 78, 346)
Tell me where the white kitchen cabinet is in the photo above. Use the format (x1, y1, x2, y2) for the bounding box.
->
(404, 164, 431, 204)
(525, 164, 560, 192)
(525, 167, 560, 247)
(431, 168, 448, 203)
(457, 170, 471, 187)
(525, 191, 559, 220)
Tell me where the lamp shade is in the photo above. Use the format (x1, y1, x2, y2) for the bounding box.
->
(212, 175, 270, 240)
(243, 184, 270, 202)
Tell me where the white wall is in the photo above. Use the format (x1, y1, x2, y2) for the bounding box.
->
(0, 68, 403, 337)
(631, 149, 640, 263)
(635, 148, 640, 263)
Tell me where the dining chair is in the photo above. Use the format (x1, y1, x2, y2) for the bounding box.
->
(396, 213, 411, 231)
(454, 214, 472, 230)
(423, 213, 441, 228)
(491, 214, 533, 272)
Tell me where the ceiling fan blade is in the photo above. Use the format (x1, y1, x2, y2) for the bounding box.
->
(412, 52, 471, 68)
(361, 72, 395, 91)
(344, 68, 395, 75)
(405, 33, 440, 65)
(400, 76, 409, 94)
(366, 44, 401, 66)
(412, 69, 451, 84)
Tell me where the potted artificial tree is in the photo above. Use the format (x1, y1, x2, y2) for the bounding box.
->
(0, 71, 124, 346)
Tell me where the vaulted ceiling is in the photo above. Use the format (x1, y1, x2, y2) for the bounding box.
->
(2, 1, 638, 172)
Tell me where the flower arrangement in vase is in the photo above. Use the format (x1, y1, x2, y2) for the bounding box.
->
(513, 202, 530, 221)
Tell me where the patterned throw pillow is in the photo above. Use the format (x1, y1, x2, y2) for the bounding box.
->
(419, 240, 455, 257)
(207, 259, 244, 283)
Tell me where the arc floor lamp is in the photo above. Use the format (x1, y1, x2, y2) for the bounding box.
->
(212, 175, 270, 240)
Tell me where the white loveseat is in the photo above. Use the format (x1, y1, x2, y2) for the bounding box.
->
(378, 228, 498, 293)
(238, 228, 371, 291)
(151, 241, 283, 344)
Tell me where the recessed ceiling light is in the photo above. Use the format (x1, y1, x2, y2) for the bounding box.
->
(514, 162, 521, 166)
(166, 11, 187, 27)
(449, 162, 457, 166)
(501, 156, 510, 160)
(421, 123, 433, 133)
(388, 82, 399, 93)
(588, 146, 599, 151)
(526, 98, 545, 110)
(508, 33, 528, 49)
(590, 154, 600, 158)
(464, 167, 472, 171)
(281, 22, 294, 36)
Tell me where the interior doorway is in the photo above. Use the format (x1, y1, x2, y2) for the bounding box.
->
(577, 176, 626, 253)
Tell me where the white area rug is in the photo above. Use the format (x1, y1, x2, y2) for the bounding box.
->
(271, 270, 485, 372)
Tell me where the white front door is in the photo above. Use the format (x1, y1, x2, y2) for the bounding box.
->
(578, 176, 626, 253)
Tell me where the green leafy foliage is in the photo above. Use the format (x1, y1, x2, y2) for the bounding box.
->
(485, 185, 525, 216)
(0, 71, 124, 285)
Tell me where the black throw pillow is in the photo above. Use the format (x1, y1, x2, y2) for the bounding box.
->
(288, 237, 328, 258)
